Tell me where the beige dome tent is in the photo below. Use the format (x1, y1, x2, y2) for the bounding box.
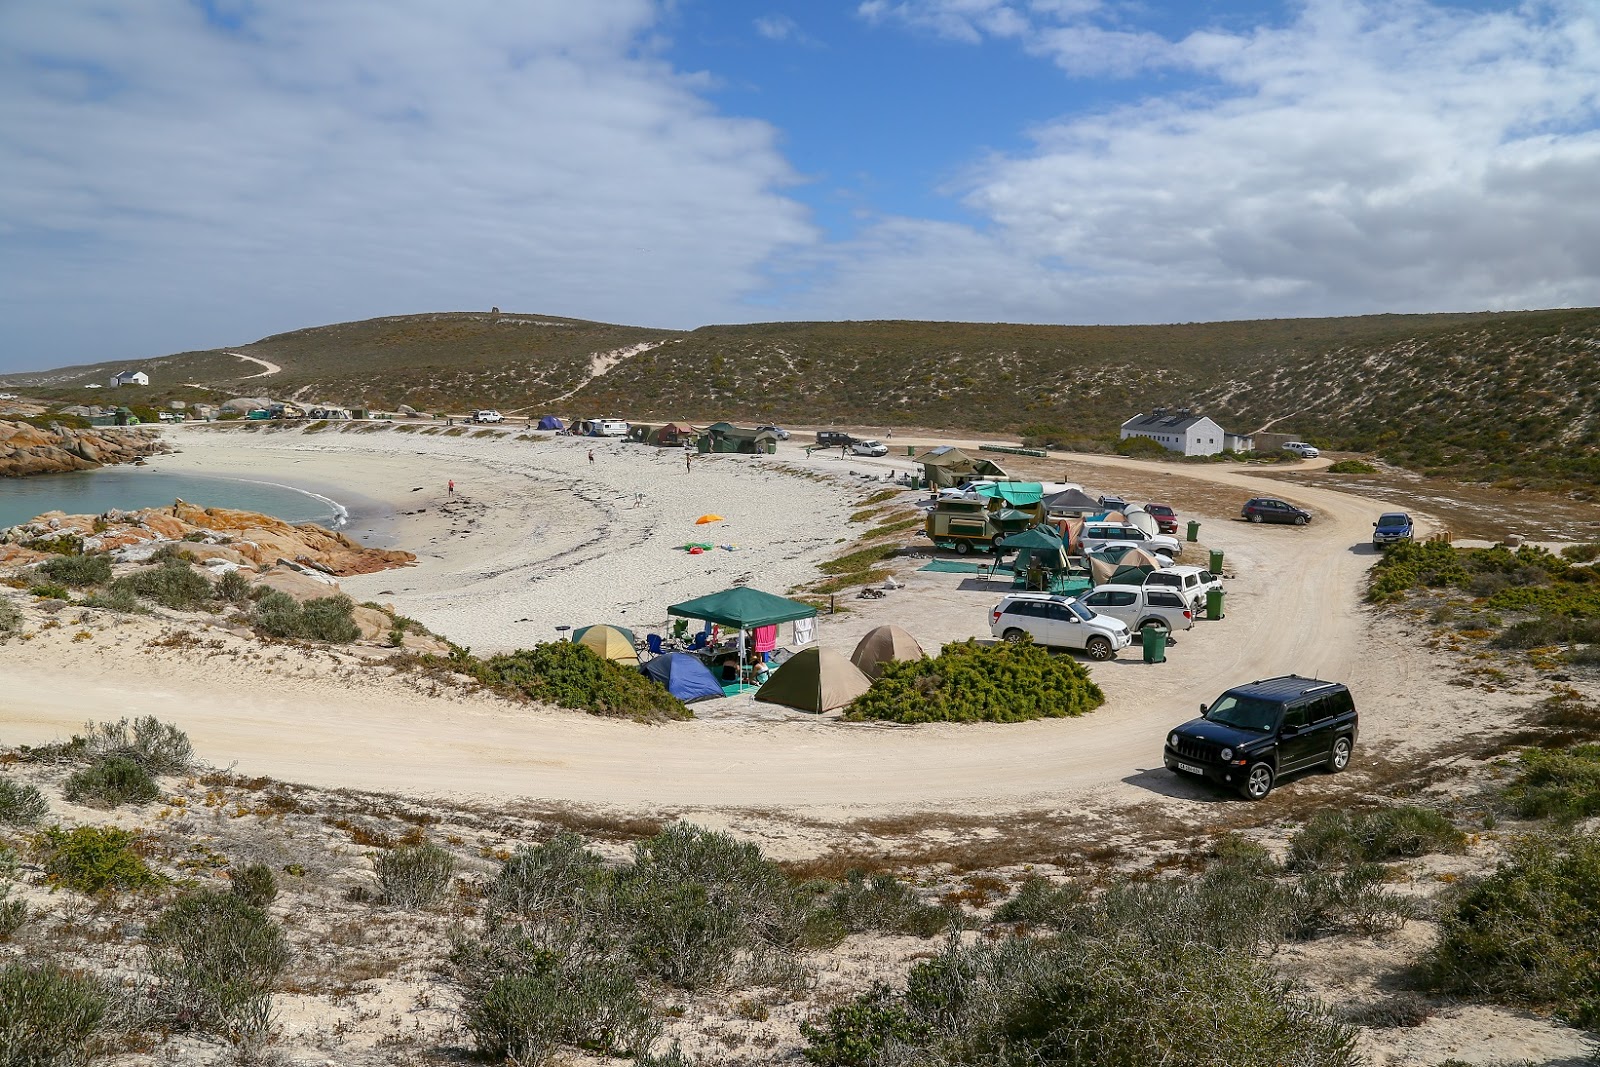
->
(755, 647, 872, 714)
(850, 625, 926, 680)
(1088, 546, 1164, 586)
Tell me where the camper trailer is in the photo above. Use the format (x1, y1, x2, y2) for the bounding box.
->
(923, 499, 1037, 555)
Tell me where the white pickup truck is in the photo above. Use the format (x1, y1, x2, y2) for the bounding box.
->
(471, 410, 504, 424)
(1078, 583, 1194, 633)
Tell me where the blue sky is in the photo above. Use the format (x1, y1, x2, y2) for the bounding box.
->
(2, 0, 1598, 371)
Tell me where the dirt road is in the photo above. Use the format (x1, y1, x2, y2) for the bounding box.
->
(4, 441, 1461, 816)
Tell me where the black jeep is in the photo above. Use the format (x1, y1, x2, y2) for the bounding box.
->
(814, 430, 853, 447)
(1163, 675, 1357, 800)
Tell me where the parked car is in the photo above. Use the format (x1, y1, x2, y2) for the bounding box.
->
(1143, 503, 1179, 534)
(471, 410, 504, 424)
(157, 411, 185, 423)
(1143, 565, 1222, 613)
(1164, 675, 1357, 800)
(0, 393, 17, 401)
(849, 438, 889, 457)
(1078, 584, 1194, 633)
(1284, 441, 1320, 458)
(1372, 512, 1414, 547)
(1098, 494, 1130, 512)
(1240, 497, 1312, 525)
(815, 430, 853, 447)
(989, 593, 1132, 661)
(756, 425, 790, 440)
(938, 479, 996, 501)
(1080, 522, 1182, 559)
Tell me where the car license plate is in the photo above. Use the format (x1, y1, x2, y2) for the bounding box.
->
(1176, 762, 1203, 775)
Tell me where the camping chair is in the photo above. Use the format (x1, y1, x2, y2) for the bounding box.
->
(688, 631, 708, 652)
(646, 634, 664, 658)
(671, 619, 689, 640)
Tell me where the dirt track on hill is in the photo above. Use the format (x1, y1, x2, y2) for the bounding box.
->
(5, 438, 1482, 817)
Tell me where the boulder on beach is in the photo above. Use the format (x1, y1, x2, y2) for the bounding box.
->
(220, 397, 270, 414)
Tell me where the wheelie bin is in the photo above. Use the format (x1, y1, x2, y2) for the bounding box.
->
(1141, 626, 1167, 664)
(1186, 520, 1201, 543)
(1206, 588, 1225, 621)
(1209, 549, 1224, 574)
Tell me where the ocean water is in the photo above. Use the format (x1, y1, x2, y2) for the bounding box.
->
(0, 467, 347, 531)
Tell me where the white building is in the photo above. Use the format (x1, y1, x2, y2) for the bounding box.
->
(1119, 408, 1238, 457)
(109, 370, 150, 387)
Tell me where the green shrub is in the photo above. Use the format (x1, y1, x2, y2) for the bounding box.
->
(0, 961, 119, 1066)
(801, 981, 927, 1067)
(1425, 830, 1600, 1027)
(230, 863, 278, 908)
(992, 876, 1090, 929)
(1288, 806, 1467, 870)
(36, 825, 161, 894)
(1368, 540, 1468, 602)
(0, 779, 48, 826)
(0, 599, 20, 634)
(488, 832, 609, 921)
(27, 581, 70, 601)
(213, 568, 252, 603)
(1325, 459, 1377, 474)
(847, 639, 1104, 724)
(1287, 863, 1415, 939)
(1560, 543, 1600, 564)
(19, 533, 83, 556)
(826, 870, 960, 937)
(465, 954, 657, 1064)
(35, 554, 112, 588)
(63, 757, 160, 808)
(252, 590, 361, 642)
(79, 586, 147, 614)
(111, 559, 214, 610)
(81, 715, 194, 774)
(146, 890, 288, 1036)
(376, 841, 456, 908)
(1503, 745, 1600, 821)
(1116, 434, 1169, 458)
(473, 642, 690, 722)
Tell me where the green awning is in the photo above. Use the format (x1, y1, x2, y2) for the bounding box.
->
(999, 526, 1064, 551)
(667, 586, 817, 629)
(976, 482, 1044, 505)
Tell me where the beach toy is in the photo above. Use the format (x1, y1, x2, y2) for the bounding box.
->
(689, 546, 705, 555)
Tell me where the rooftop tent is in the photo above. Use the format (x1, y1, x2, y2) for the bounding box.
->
(572, 624, 638, 664)
(976, 482, 1045, 506)
(851, 625, 926, 680)
(1044, 487, 1101, 515)
(755, 646, 872, 714)
(536, 415, 564, 430)
(1124, 507, 1159, 537)
(641, 652, 725, 704)
(667, 586, 817, 630)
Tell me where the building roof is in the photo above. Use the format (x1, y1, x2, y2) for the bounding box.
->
(1121, 408, 1213, 433)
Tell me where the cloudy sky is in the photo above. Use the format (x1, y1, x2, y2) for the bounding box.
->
(3, 0, 1598, 371)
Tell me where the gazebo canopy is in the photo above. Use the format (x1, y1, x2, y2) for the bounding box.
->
(976, 482, 1045, 506)
(999, 526, 1063, 552)
(666, 586, 817, 629)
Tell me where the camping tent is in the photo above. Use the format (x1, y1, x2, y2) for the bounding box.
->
(647, 423, 696, 447)
(999, 525, 1069, 572)
(975, 482, 1045, 507)
(1124, 506, 1159, 537)
(756, 647, 872, 713)
(536, 415, 564, 430)
(572, 624, 638, 664)
(850, 625, 925, 680)
(641, 653, 724, 703)
(1087, 547, 1164, 586)
(1044, 487, 1101, 517)
(917, 446, 1010, 489)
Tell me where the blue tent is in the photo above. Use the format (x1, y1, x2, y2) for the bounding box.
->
(640, 653, 724, 703)
(536, 415, 564, 430)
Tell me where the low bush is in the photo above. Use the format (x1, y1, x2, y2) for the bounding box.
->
(35, 554, 112, 588)
(146, 889, 289, 1036)
(79, 586, 147, 614)
(111, 559, 214, 611)
(376, 841, 456, 908)
(252, 590, 362, 642)
(0, 599, 20, 633)
(847, 639, 1104, 724)
(231, 863, 279, 908)
(1502, 745, 1600, 821)
(0, 961, 120, 1066)
(63, 756, 161, 807)
(1325, 459, 1378, 474)
(826, 870, 960, 937)
(801, 982, 927, 1067)
(1116, 434, 1170, 458)
(465, 954, 657, 1064)
(81, 715, 194, 774)
(28, 581, 70, 601)
(992, 875, 1089, 929)
(0, 779, 48, 826)
(1288, 863, 1415, 939)
(36, 825, 162, 894)
(1288, 806, 1467, 870)
(1560, 543, 1600, 564)
(472, 642, 691, 722)
(1424, 830, 1600, 1027)
(213, 568, 252, 603)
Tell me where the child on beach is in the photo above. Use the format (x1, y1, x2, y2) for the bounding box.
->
(588, 449, 595, 463)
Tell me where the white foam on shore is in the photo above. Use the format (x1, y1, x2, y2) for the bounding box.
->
(225, 477, 349, 527)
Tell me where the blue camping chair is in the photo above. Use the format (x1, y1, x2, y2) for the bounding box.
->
(688, 632, 708, 651)
(646, 634, 664, 658)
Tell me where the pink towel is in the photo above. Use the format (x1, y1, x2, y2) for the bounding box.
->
(753, 625, 778, 653)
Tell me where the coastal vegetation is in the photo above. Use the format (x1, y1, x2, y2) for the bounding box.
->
(847, 639, 1105, 724)
(415, 641, 694, 722)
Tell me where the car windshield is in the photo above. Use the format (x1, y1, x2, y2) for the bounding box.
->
(1066, 600, 1094, 622)
(1204, 694, 1280, 732)
(1377, 514, 1409, 528)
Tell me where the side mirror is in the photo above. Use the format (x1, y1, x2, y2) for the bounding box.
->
(1067, 616, 1080, 624)
(1372, 521, 1378, 527)
(1199, 703, 1208, 714)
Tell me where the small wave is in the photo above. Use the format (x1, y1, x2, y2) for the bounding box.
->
(225, 478, 348, 527)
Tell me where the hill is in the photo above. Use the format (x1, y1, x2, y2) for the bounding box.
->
(5, 307, 1598, 487)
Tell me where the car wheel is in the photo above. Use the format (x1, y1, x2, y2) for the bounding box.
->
(1328, 737, 1352, 773)
(955, 541, 971, 556)
(1239, 763, 1274, 800)
(1295, 515, 1308, 526)
(1003, 628, 1027, 644)
(1249, 513, 1263, 523)
(1085, 636, 1113, 661)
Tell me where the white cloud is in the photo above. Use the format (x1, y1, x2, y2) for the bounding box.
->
(755, 14, 799, 41)
(806, 0, 1600, 324)
(0, 1, 815, 368)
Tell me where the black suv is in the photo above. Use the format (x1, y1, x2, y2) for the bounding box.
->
(1163, 675, 1357, 800)
(815, 430, 853, 447)
(1240, 497, 1312, 525)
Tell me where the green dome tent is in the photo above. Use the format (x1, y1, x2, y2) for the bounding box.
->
(755, 647, 871, 714)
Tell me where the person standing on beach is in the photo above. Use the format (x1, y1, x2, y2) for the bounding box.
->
(448, 479, 455, 494)
(588, 449, 595, 463)
(685, 449, 692, 474)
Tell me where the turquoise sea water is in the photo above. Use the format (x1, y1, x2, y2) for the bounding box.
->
(0, 467, 347, 531)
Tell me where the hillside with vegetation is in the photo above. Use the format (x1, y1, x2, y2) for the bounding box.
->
(5, 306, 1598, 486)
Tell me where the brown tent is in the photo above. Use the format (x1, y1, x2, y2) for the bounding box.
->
(850, 625, 926, 680)
(755, 647, 872, 713)
(1088, 546, 1164, 586)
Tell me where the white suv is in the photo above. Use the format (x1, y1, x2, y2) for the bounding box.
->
(989, 594, 1132, 661)
(1284, 441, 1320, 458)
(849, 439, 889, 457)
(1143, 565, 1222, 613)
(1078, 584, 1194, 632)
(1080, 522, 1181, 560)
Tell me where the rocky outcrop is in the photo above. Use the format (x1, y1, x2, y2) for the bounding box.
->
(0, 421, 169, 478)
(1, 500, 415, 577)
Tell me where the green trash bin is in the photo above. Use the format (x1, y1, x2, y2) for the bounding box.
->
(906, 445, 915, 457)
(1141, 626, 1167, 664)
(1209, 549, 1224, 574)
(1187, 520, 1201, 543)
(1206, 588, 1225, 621)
